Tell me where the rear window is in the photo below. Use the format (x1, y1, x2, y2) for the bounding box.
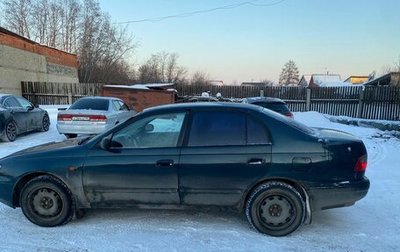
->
(260, 108, 315, 135)
(253, 102, 290, 113)
(69, 98, 109, 111)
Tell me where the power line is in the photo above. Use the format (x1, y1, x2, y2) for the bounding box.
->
(116, 0, 286, 24)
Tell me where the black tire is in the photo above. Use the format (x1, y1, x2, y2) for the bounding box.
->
(20, 175, 74, 227)
(1, 120, 17, 142)
(41, 114, 50, 132)
(65, 134, 77, 139)
(245, 181, 305, 236)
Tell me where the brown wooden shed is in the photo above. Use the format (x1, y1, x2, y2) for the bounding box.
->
(101, 84, 176, 112)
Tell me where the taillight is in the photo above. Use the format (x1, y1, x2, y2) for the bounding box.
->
(58, 114, 72, 121)
(89, 115, 107, 122)
(355, 155, 368, 173)
(285, 112, 294, 118)
(57, 114, 107, 122)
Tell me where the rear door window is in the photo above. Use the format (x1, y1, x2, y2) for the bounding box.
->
(188, 111, 246, 146)
(112, 100, 121, 111)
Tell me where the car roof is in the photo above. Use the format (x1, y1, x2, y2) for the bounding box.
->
(143, 102, 264, 114)
(77, 96, 121, 101)
(0, 93, 13, 98)
(243, 96, 285, 104)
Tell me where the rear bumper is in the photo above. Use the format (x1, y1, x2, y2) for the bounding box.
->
(57, 122, 109, 135)
(307, 177, 370, 211)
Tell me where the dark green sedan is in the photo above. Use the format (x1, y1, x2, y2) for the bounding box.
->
(0, 103, 369, 236)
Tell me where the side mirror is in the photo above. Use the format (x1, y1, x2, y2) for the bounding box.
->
(145, 124, 154, 132)
(100, 138, 111, 150)
(100, 137, 123, 152)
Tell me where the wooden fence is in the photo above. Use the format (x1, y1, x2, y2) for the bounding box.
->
(21, 82, 104, 105)
(21, 82, 400, 121)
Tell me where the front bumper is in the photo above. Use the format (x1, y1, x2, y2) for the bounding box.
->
(0, 175, 15, 208)
(307, 177, 370, 211)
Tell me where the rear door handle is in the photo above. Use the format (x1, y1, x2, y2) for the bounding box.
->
(248, 158, 264, 165)
(156, 159, 174, 167)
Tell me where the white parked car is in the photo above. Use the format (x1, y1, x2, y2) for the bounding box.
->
(57, 96, 136, 138)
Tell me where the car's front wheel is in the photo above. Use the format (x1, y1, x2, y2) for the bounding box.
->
(1, 120, 17, 142)
(245, 181, 305, 236)
(20, 176, 74, 227)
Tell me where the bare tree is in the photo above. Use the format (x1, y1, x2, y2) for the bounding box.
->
(190, 71, 210, 86)
(2, 0, 33, 38)
(1, 0, 136, 83)
(60, 0, 80, 53)
(138, 52, 187, 84)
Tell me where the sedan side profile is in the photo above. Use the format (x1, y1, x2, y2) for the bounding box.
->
(0, 103, 369, 236)
(57, 96, 135, 138)
(0, 94, 49, 142)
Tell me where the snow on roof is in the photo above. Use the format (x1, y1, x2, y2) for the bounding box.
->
(103, 84, 148, 90)
(138, 83, 175, 88)
(318, 81, 351, 87)
(301, 75, 312, 84)
(312, 74, 341, 84)
(103, 83, 175, 90)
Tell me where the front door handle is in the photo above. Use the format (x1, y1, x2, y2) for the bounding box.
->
(156, 159, 174, 167)
(248, 158, 264, 165)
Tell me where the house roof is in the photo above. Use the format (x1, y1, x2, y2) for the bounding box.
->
(363, 72, 400, 86)
(344, 76, 369, 83)
(312, 74, 341, 84)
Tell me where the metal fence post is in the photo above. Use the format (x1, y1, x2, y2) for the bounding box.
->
(306, 88, 311, 111)
(357, 88, 364, 118)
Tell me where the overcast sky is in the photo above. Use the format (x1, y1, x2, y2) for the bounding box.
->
(98, 0, 400, 84)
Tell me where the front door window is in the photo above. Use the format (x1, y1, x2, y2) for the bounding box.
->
(112, 112, 186, 148)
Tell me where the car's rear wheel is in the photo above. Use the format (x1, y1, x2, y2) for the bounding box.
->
(245, 181, 305, 236)
(41, 114, 50, 132)
(20, 175, 74, 227)
(2, 120, 17, 142)
(64, 134, 77, 139)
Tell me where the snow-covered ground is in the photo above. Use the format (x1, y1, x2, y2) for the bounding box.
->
(0, 106, 399, 252)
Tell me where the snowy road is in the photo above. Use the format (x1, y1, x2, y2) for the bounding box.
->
(0, 106, 398, 252)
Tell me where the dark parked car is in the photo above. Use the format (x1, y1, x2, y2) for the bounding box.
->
(242, 96, 293, 118)
(0, 94, 49, 142)
(0, 103, 369, 236)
